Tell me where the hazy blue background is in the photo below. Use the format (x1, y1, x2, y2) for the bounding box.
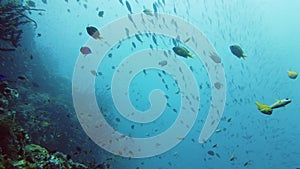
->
(26, 0, 299, 168)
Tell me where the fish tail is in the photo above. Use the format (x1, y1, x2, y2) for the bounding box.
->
(98, 36, 104, 40)
(255, 101, 273, 115)
(255, 101, 262, 109)
(255, 101, 269, 111)
(242, 55, 247, 60)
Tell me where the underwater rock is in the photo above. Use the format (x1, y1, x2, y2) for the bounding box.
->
(0, 2, 45, 51)
(0, 122, 88, 168)
(19, 144, 88, 168)
(0, 82, 19, 112)
(0, 82, 87, 169)
(0, 113, 30, 162)
(2, 87, 19, 98)
(25, 144, 50, 163)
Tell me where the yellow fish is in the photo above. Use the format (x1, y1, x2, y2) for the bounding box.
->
(287, 70, 298, 79)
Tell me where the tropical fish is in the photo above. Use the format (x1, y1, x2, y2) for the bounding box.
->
(17, 75, 27, 80)
(173, 46, 193, 58)
(176, 136, 184, 140)
(41, 121, 50, 127)
(153, 2, 158, 13)
(230, 154, 236, 161)
(256, 98, 291, 115)
(214, 82, 222, 89)
(98, 11, 104, 17)
(207, 150, 215, 156)
(244, 161, 252, 166)
(215, 129, 222, 133)
(143, 9, 154, 16)
(152, 35, 158, 46)
(287, 70, 298, 79)
(158, 60, 167, 67)
(209, 52, 221, 63)
(172, 38, 178, 46)
(184, 37, 191, 43)
(90, 70, 98, 76)
(125, 1, 132, 14)
(135, 34, 143, 43)
(229, 45, 247, 59)
(131, 42, 136, 48)
(86, 26, 103, 40)
(80, 47, 92, 55)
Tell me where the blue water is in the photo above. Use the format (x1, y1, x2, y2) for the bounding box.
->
(3, 0, 300, 168)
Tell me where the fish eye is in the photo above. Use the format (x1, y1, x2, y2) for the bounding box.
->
(285, 98, 289, 100)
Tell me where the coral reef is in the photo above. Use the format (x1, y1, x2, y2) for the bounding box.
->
(0, 81, 88, 168)
(0, 1, 45, 51)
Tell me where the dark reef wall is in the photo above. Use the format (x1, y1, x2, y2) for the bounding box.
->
(0, 81, 88, 168)
(0, 1, 112, 168)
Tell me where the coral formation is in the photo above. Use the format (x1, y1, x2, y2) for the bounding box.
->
(0, 1, 45, 51)
(0, 81, 88, 168)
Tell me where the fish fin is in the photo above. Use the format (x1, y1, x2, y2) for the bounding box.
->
(188, 53, 193, 58)
(98, 36, 104, 40)
(242, 55, 247, 60)
(255, 101, 263, 109)
(255, 101, 273, 115)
